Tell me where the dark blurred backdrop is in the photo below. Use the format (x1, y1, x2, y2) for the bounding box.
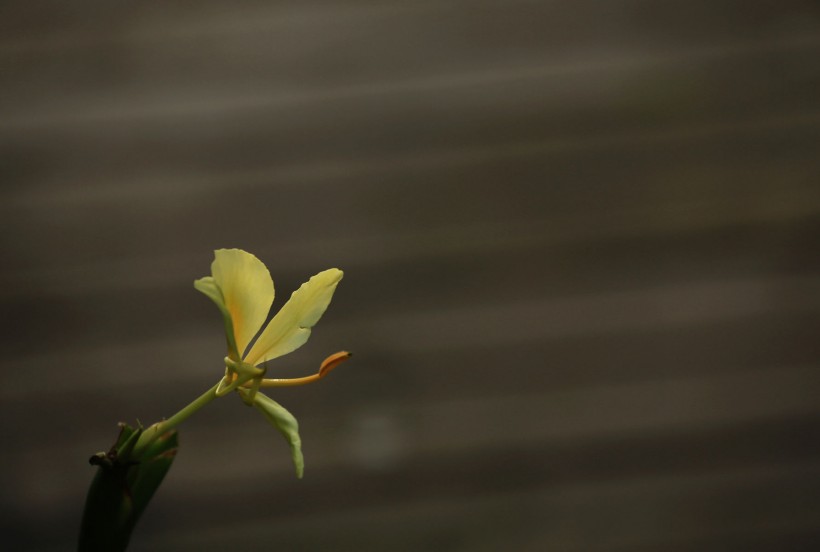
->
(1, 1, 819, 551)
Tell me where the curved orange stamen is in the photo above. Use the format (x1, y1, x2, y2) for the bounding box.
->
(244, 351, 352, 388)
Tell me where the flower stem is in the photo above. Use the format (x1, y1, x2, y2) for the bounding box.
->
(133, 381, 220, 456)
(161, 381, 221, 431)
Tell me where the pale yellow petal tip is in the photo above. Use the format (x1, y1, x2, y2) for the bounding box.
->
(212, 248, 267, 270)
(193, 275, 213, 290)
(320, 268, 343, 283)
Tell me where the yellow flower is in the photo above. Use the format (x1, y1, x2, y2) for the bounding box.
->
(194, 248, 346, 477)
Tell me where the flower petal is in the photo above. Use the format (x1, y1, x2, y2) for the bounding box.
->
(193, 275, 239, 360)
(210, 249, 274, 359)
(250, 391, 304, 478)
(244, 269, 342, 366)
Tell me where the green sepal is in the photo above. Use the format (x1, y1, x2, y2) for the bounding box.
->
(78, 423, 179, 552)
(248, 391, 305, 478)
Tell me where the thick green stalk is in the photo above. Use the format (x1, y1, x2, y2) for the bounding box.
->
(133, 381, 220, 456)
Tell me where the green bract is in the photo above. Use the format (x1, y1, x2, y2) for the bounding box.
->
(79, 424, 178, 552)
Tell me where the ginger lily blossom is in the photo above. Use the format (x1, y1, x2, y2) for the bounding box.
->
(194, 248, 344, 393)
(135, 249, 348, 478)
(195, 248, 347, 477)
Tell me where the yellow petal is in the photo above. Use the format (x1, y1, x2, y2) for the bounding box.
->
(210, 249, 274, 358)
(193, 275, 240, 359)
(244, 269, 342, 366)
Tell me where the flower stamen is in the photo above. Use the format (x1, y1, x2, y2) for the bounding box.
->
(245, 351, 352, 388)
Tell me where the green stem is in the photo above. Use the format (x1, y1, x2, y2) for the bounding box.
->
(133, 381, 221, 456)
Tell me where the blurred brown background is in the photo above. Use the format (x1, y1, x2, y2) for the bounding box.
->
(2, 1, 820, 551)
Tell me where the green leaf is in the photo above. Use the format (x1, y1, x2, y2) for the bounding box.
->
(78, 423, 179, 552)
(251, 392, 304, 478)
